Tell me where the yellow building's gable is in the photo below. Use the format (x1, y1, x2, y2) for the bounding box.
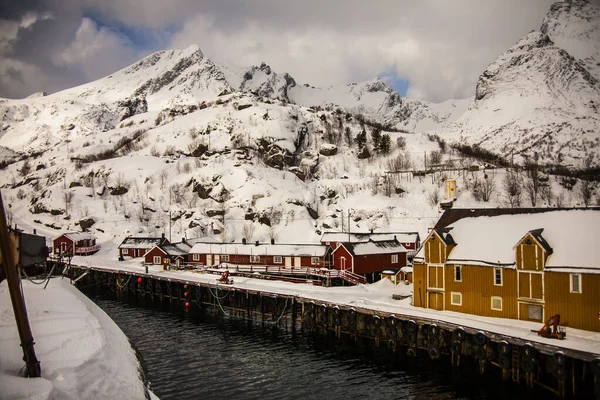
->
(424, 231, 454, 264)
(515, 233, 546, 271)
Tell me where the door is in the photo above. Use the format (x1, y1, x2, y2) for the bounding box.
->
(207, 254, 213, 266)
(519, 303, 544, 322)
(214, 255, 220, 265)
(294, 257, 301, 267)
(428, 292, 444, 311)
(340, 257, 346, 270)
(176, 258, 180, 268)
(285, 257, 292, 267)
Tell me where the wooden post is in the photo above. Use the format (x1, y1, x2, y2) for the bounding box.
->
(0, 192, 41, 377)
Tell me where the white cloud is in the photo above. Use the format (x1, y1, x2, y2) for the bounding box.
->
(56, 18, 138, 81)
(167, 0, 558, 101)
(1, 0, 567, 101)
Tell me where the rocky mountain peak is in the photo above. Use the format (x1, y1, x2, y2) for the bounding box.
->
(540, 0, 600, 79)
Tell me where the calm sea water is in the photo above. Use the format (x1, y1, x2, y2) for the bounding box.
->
(91, 295, 546, 400)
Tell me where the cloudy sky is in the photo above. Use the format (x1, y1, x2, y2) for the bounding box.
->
(0, 0, 575, 102)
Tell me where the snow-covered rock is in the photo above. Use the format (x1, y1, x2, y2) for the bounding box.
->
(439, 0, 600, 166)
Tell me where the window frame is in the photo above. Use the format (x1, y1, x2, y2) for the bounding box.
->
(494, 267, 503, 286)
(274, 255, 283, 264)
(454, 265, 462, 282)
(491, 296, 502, 311)
(153, 256, 161, 264)
(391, 254, 399, 264)
(221, 255, 229, 262)
(192, 254, 199, 261)
(311, 257, 320, 265)
(123, 248, 128, 255)
(450, 292, 462, 306)
(570, 273, 582, 294)
(250, 255, 261, 264)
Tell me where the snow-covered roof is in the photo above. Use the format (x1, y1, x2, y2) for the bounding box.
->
(342, 240, 407, 256)
(159, 242, 191, 256)
(189, 243, 327, 257)
(400, 266, 413, 273)
(186, 236, 221, 245)
(59, 232, 97, 242)
(382, 269, 400, 275)
(321, 231, 419, 243)
(416, 210, 600, 270)
(119, 236, 165, 249)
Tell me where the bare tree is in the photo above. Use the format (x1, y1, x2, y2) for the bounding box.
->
(266, 226, 277, 241)
(159, 170, 169, 189)
(555, 191, 565, 208)
(471, 176, 496, 202)
(242, 222, 256, 242)
(502, 171, 523, 207)
(63, 190, 74, 215)
(429, 150, 443, 166)
(170, 183, 185, 204)
(19, 159, 31, 177)
(427, 190, 440, 207)
(6, 207, 13, 227)
(383, 174, 395, 197)
(578, 180, 595, 207)
(524, 179, 538, 206)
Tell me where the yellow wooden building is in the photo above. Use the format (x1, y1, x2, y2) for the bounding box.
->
(413, 208, 600, 332)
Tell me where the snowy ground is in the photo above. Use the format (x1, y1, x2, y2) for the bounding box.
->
(70, 254, 600, 358)
(0, 278, 150, 400)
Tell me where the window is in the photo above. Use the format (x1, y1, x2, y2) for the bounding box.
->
(274, 256, 282, 264)
(391, 254, 399, 264)
(123, 249, 128, 255)
(494, 268, 503, 286)
(491, 296, 502, 311)
(153, 256, 161, 264)
(454, 265, 462, 282)
(311, 257, 320, 265)
(570, 274, 581, 293)
(451, 292, 462, 306)
(527, 304, 543, 321)
(250, 255, 261, 263)
(192, 254, 199, 261)
(221, 255, 229, 262)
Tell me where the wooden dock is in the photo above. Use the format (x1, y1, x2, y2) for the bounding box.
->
(64, 263, 600, 399)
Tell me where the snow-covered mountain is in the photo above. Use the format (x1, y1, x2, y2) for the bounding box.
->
(0, 0, 597, 251)
(441, 0, 600, 166)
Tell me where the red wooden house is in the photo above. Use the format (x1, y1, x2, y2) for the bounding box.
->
(321, 231, 420, 258)
(331, 239, 408, 282)
(144, 242, 191, 268)
(118, 235, 169, 259)
(53, 232, 100, 256)
(188, 240, 327, 268)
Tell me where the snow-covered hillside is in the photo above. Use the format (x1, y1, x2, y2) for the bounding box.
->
(0, 0, 597, 252)
(440, 0, 600, 166)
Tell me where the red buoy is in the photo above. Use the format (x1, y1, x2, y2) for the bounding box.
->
(184, 291, 189, 297)
(137, 277, 142, 283)
(185, 302, 190, 308)
(183, 284, 188, 289)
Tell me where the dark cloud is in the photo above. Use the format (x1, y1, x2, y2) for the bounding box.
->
(5, 66, 23, 83)
(0, 0, 143, 98)
(0, 0, 47, 21)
